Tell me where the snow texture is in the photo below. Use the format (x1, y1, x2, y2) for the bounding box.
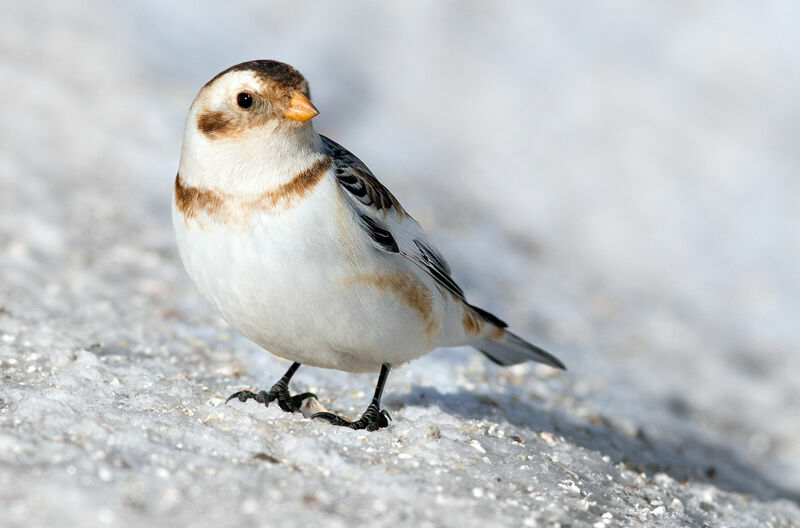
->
(1, 2, 799, 527)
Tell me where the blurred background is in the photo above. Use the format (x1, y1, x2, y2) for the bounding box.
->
(1, 1, 798, 526)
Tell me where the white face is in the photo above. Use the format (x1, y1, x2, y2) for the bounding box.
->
(179, 60, 320, 191)
(188, 65, 313, 142)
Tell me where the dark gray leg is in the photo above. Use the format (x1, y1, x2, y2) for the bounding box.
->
(226, 362, 316, 413)
(312, 363, 392, 431)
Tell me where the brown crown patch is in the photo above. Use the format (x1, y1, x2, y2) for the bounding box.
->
(174, 157, 331, 224)
(204, 60, 310, 96)
(343, 271, 437, 339)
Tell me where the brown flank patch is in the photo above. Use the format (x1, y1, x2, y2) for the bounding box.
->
(344, 271, 437, 338)
(460, 302, 505, 339)
(461, 307, 485, 335)
(487, 325, 506, 340)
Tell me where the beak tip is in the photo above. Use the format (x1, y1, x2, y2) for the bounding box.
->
(284, 90, 319, 122)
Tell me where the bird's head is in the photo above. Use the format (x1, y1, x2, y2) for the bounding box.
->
(187, 59, 318, 139)
(180, 60, 321, 188)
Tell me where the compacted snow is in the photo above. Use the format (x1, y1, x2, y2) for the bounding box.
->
(1, 2, 798, 527)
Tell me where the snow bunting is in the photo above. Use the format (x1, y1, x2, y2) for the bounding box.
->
(173, 60, 565, 431)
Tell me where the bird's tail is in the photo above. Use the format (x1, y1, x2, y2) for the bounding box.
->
(475, 330, 565, 370)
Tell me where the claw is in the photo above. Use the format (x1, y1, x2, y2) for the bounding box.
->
(226, 363, 392, 431)
(225, 386, 315, 413)
(225, 390, 257, 405)
(275, 391, 317, 412)
(311, 411, 350, 427)
(311, 402, 390, 431)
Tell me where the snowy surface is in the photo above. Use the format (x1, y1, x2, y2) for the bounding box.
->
(1, 2, 799, 527)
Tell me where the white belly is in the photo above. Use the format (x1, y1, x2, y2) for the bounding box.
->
(172, 180, 449, 372)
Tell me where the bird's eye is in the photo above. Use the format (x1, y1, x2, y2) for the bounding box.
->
(237, 92, 253, 109)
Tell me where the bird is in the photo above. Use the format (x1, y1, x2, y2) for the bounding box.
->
(173, 60, 565, 431)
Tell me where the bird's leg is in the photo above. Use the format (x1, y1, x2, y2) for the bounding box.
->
(312, 363, 392, 431)
(225, 362, 316, 412)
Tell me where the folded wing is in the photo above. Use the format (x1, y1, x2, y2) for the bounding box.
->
(321, 135, 564, 370)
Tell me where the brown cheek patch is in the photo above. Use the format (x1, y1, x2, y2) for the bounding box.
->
(197, 110, 235, 138)
(345, 272, 437, 338)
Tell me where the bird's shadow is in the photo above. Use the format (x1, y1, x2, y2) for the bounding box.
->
(387, 385, 799, 505)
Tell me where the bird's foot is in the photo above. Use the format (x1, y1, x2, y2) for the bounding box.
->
(312, 401, 391, 431)
(225, 380, 316, 413)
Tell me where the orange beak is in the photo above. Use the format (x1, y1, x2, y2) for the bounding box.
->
(283, 90, 319, 121)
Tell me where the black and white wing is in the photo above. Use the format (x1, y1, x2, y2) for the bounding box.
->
(322, 135, 407, 216)
(321, 135, 474, 306)
(322, 134, 565, 370)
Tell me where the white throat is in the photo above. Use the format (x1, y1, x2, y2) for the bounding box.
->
(178, 119, 324, 194)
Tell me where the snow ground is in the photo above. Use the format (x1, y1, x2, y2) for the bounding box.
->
(1, 2, 799, 526)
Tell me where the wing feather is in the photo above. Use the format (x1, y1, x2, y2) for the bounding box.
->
(322, 135, 406, 216)
(321, 135, 466, 300)
(321, 135, 562, 368)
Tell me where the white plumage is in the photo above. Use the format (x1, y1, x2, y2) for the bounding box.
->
(173, 60, 563, 429)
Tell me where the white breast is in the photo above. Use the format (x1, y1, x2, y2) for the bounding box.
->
(172, 173, 455, 372)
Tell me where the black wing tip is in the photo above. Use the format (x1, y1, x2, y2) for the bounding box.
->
(479, 330, 567, 370)
(530, 347, 566, 370)
(469, 304, 508, 328)
(510, 332, 566, 370)
(480, 348, 567, 370)
(545, 353, 567, 371)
